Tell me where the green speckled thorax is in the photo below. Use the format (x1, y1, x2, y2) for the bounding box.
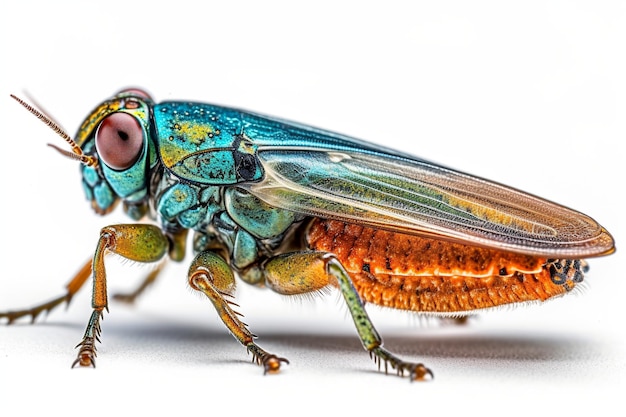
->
(155, 102, 263, 185)
(152, 102, 301, 284)
(156, 171, 301, 284)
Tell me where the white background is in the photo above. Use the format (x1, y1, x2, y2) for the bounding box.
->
(0, 1, 624, 415)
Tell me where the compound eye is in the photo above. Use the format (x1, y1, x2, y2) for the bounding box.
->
(95, 113, 144, 170)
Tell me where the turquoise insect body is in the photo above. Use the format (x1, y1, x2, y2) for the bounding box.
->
(152, 102, 298, 279)
(2, 90, 615, 380)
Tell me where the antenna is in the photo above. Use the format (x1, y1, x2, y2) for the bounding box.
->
(10, 94, 98, 167)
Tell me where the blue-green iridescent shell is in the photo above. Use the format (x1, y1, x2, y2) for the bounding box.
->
(154, 102, 262, 185)
(77, 92, 614, 259)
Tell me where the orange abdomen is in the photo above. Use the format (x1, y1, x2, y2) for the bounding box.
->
(306, 219, 580, 314)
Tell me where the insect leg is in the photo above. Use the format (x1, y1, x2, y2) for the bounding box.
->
(0, 259, 91, 324)
(188, 250, 288, 374)
(73, 224, 169, 368)
(263, 251, 433, 381)
(112, 263, 165, 304)
(113, 228, 187, 304)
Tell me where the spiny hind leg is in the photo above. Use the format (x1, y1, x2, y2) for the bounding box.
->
(263, 251, 433, 381)
(0, 259, 92, 324)
(188, 251, 288, 374)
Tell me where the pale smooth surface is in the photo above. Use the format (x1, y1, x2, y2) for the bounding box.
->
(0, 1, 624, 416)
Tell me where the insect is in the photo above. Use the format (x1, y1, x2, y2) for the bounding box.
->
(2, 89, 615, 380)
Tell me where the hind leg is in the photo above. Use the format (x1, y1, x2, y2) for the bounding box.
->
(262, 251, 432, 381)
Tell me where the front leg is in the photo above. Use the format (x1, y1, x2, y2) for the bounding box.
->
(188, 251, 288, 374)
(113, 228, 188, 304)
(75, 224, 169, 367)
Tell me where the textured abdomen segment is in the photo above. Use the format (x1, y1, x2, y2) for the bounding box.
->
(306, 219, 582, 314)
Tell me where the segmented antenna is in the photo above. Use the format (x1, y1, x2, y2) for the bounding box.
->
(10, 94, 98, 167)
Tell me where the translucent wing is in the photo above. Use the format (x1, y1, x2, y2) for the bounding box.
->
(239, 112, 614, 259)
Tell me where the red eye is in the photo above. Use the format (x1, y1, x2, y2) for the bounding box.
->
(95, 113, 144, 170)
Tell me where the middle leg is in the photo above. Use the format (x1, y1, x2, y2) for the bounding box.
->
(188, 250, 288, 374)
